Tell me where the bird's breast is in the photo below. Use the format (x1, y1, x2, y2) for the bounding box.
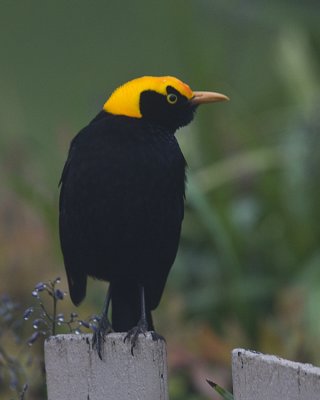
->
(60, 116, 186, 285)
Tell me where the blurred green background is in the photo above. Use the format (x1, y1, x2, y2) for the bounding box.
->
(1, 1, 320, 399)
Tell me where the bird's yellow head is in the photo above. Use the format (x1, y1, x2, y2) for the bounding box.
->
(103, 76, 229, 130)
(104, 76, 193, 118)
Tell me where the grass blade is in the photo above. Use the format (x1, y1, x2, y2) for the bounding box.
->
(207, 379, 234, 400)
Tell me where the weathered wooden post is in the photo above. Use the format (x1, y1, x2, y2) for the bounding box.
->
(45, 333, 168, 400)
(232, 348, 320, 400)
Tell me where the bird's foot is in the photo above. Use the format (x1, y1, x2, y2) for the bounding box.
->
(92, 315, 113, 360)
(124, 320, 165, 355)
(124, 318, 149, 356)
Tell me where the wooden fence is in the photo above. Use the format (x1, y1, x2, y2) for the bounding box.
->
(45, 334, 320, 399)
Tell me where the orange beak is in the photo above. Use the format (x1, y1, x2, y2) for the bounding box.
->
(190, 91, 229, 105)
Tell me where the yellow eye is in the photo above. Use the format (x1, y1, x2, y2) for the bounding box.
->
(167, 93, 178, 104)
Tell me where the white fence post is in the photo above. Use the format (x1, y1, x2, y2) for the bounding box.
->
(232, 348, 320, 400)
(44, 332, 168, 400)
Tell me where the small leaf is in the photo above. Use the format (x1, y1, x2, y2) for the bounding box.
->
(54, 289, 64, 300)
(27, 331, 40, 346)
(19, 383, 29, 400)
(32, 318, 43, 329)
(79, 320, 90, 329)
(207, 379, 234, 400)
(57, 313, 65, 322)
(35, 282, 46, 291)
(23, 307, 34, 320)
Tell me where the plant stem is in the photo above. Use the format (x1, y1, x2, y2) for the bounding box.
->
(52, 294, 57, 336)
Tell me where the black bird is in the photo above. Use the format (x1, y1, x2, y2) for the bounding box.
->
(59, 76, 228, 355)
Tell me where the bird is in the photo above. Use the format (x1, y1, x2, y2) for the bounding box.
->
(59, 76, 228, 356)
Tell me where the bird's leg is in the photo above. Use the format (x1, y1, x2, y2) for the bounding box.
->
(124, 285, 164, 355)
(92, 284, 113, 359)
(124, 285, 148, 355)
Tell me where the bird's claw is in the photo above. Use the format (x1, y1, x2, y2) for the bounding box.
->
(150, 331, 165, 343)
(124, 319, 148, 356)
(92, 316, 113, 360)
(124, 320, 165, 356)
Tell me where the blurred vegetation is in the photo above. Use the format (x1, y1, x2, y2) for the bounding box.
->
(1, 1, 320, 399)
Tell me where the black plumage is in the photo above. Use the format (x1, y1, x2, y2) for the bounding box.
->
(59, 111, 188, 331)
(59, 76, 228, 352)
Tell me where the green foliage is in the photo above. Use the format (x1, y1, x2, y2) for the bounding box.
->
(207, 380, 234, 400)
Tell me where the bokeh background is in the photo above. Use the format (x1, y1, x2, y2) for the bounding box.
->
(1, 1, 320, 399)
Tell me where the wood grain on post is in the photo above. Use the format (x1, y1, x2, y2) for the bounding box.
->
(45, 333, 168, 400)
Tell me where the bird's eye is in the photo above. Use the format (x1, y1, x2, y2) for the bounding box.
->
(167, 93, 178, 104)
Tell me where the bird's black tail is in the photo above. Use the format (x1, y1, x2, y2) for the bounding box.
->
(66, 269, 87, 306)
(111, 280, 154, 332)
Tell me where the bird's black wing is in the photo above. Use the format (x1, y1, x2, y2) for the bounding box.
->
(59, 134, 88, 305)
